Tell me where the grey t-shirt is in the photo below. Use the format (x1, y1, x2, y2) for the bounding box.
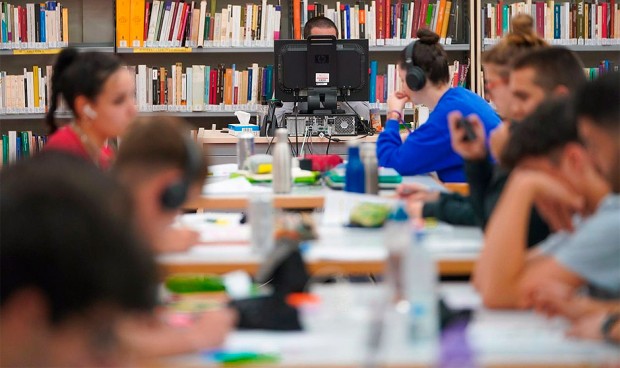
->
(538, 194, 620, 298)
(275, 101, 371, 127)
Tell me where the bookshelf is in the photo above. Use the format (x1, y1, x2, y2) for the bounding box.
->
(474, 0, 620, 93)
(1, 0, 475, 138)
(4, 0, 616, 143)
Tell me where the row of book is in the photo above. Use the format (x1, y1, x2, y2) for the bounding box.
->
(584, 59, 618, 79)
(0, 66, 52, 114)
(0, 59, 469, 114)
(129, 63, 275, 112)
(0, 1, 69, 49)
(1, 131, 47, 166)
(369, 59, 468, 102)
(482, 0, 620, 44)
(291, 0, 467, 45)
(116, 0, 282, 48)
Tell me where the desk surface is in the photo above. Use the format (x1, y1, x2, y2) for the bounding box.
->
(199, 130, 379, 144)
(158, 221, 481, 277)
(159, 283, 620, 367)
(185, 175, 446, 210)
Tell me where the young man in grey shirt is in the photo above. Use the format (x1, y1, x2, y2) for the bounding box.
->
(473, 96, 619, 309)
(274, 16, 370, 128)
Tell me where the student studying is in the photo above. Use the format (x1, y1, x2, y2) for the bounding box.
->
(3, 7, 620, 366)
(376, 29, 500, 183)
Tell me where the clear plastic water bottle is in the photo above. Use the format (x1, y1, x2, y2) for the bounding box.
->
(404, 229, 439, 342)
(236, 131, 255, 170)
(345, 141, 365, 193)
(272, 128, 292, 194)
(361, 142, 379, 195)
(384, 201, 410, 303)
(248, 193, 274, 255)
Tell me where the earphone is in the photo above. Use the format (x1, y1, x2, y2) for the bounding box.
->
(83, 104, 98, 119)
(160, 133, 203, 210)
(404, 40, 427, 91)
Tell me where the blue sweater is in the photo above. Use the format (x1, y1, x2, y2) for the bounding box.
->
(377, 87, 500, 182)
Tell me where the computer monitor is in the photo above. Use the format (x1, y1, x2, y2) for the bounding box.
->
(274, 36, 369, 114)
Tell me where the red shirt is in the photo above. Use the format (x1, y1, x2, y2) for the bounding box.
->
(44, 126, 114, 169)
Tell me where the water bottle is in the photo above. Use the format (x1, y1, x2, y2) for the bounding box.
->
(361, 142, 379, 194)
(248, 193, 274, 255)
(272, 128, 292, 194)
(404, 229, 439, 342)
(384, 201, 410, 303)
(236, 131, 255, 170)
(344, 141, 365, 193)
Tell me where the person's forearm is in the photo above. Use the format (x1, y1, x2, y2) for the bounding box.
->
(475, 175, 534, 308)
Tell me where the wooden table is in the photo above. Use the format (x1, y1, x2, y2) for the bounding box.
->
(158, 223, 482, 278)
(185, 175, 448, 210)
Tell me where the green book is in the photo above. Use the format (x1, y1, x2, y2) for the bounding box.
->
(426, 4, 434, 29)
(204, 14, 211, 41)
(20, 131, 29, 158)
(2, 134, 8, 165)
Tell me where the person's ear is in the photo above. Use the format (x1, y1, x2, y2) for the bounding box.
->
(74, 96, 96, 120)
(552, 85, 570, 97)
(562, 143, 588, 173)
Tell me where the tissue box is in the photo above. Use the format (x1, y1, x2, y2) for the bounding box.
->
(227, 124, 260, 136)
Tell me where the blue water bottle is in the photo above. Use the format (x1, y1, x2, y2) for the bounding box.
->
(345, 141, 365, 193)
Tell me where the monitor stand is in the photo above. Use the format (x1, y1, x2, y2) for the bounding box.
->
(306, 87, 342, 115)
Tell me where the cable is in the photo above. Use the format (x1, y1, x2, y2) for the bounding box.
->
(266, 134, 277, 155)
(293, 92, 300, 157)
(300, 126, 310, 156)
(342, 96, 375, 136)
(325, 135, 341, 155)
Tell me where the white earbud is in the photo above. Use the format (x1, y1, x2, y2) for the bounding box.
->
(83, 104, 98, 119)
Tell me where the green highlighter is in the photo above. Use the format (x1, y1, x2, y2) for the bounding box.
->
(205, 351, 279, 365)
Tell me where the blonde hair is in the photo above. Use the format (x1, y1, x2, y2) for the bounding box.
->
(482, 14, 547, 77)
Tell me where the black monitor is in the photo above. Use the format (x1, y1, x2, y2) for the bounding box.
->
(274, 36, 369, 114)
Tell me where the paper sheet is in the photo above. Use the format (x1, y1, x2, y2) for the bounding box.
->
(203, 177, 271, 195)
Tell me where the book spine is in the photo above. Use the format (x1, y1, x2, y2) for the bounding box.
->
(116, 0, 131, 47)
(130, 0, 145, 47)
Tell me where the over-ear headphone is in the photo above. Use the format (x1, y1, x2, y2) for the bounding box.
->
(404, 40, 427, 91)
(84, 104, 98, 119)
(160, 133, 203, 210)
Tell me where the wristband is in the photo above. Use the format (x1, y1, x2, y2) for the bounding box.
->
(387, 110, 402, 121)
(601, 312, 620, 344)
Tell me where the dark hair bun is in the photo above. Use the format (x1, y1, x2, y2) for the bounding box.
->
(416, 29, 440, 45)
(52, 47, 79, 86)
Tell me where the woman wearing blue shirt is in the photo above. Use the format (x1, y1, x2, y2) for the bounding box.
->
(377, 29, 500, 182)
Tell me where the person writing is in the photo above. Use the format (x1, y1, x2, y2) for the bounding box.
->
(44, 48, 137, 169)
(377, 29, 500, 183)
(113, 116, 236, 357)
(274, 16, 371, 128)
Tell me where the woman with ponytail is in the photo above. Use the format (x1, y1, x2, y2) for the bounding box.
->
(44, 48, 137, 169)
(377, 29, 500, 184)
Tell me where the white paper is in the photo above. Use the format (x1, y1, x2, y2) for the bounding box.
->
(202, 177, 271, 195)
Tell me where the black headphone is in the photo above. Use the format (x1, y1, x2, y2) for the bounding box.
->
(160, 133, 203, 210)
(404, 40, 427, 91)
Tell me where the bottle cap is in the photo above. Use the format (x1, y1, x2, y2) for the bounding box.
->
(388, 201, 409, 222)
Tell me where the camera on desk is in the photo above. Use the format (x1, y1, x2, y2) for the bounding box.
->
(284, 114, 358, 137)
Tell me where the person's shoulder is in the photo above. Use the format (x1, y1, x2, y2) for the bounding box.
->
(46, 126, 79, 148)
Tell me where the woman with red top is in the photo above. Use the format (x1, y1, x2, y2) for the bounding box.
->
(44, 48, 137, 169)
